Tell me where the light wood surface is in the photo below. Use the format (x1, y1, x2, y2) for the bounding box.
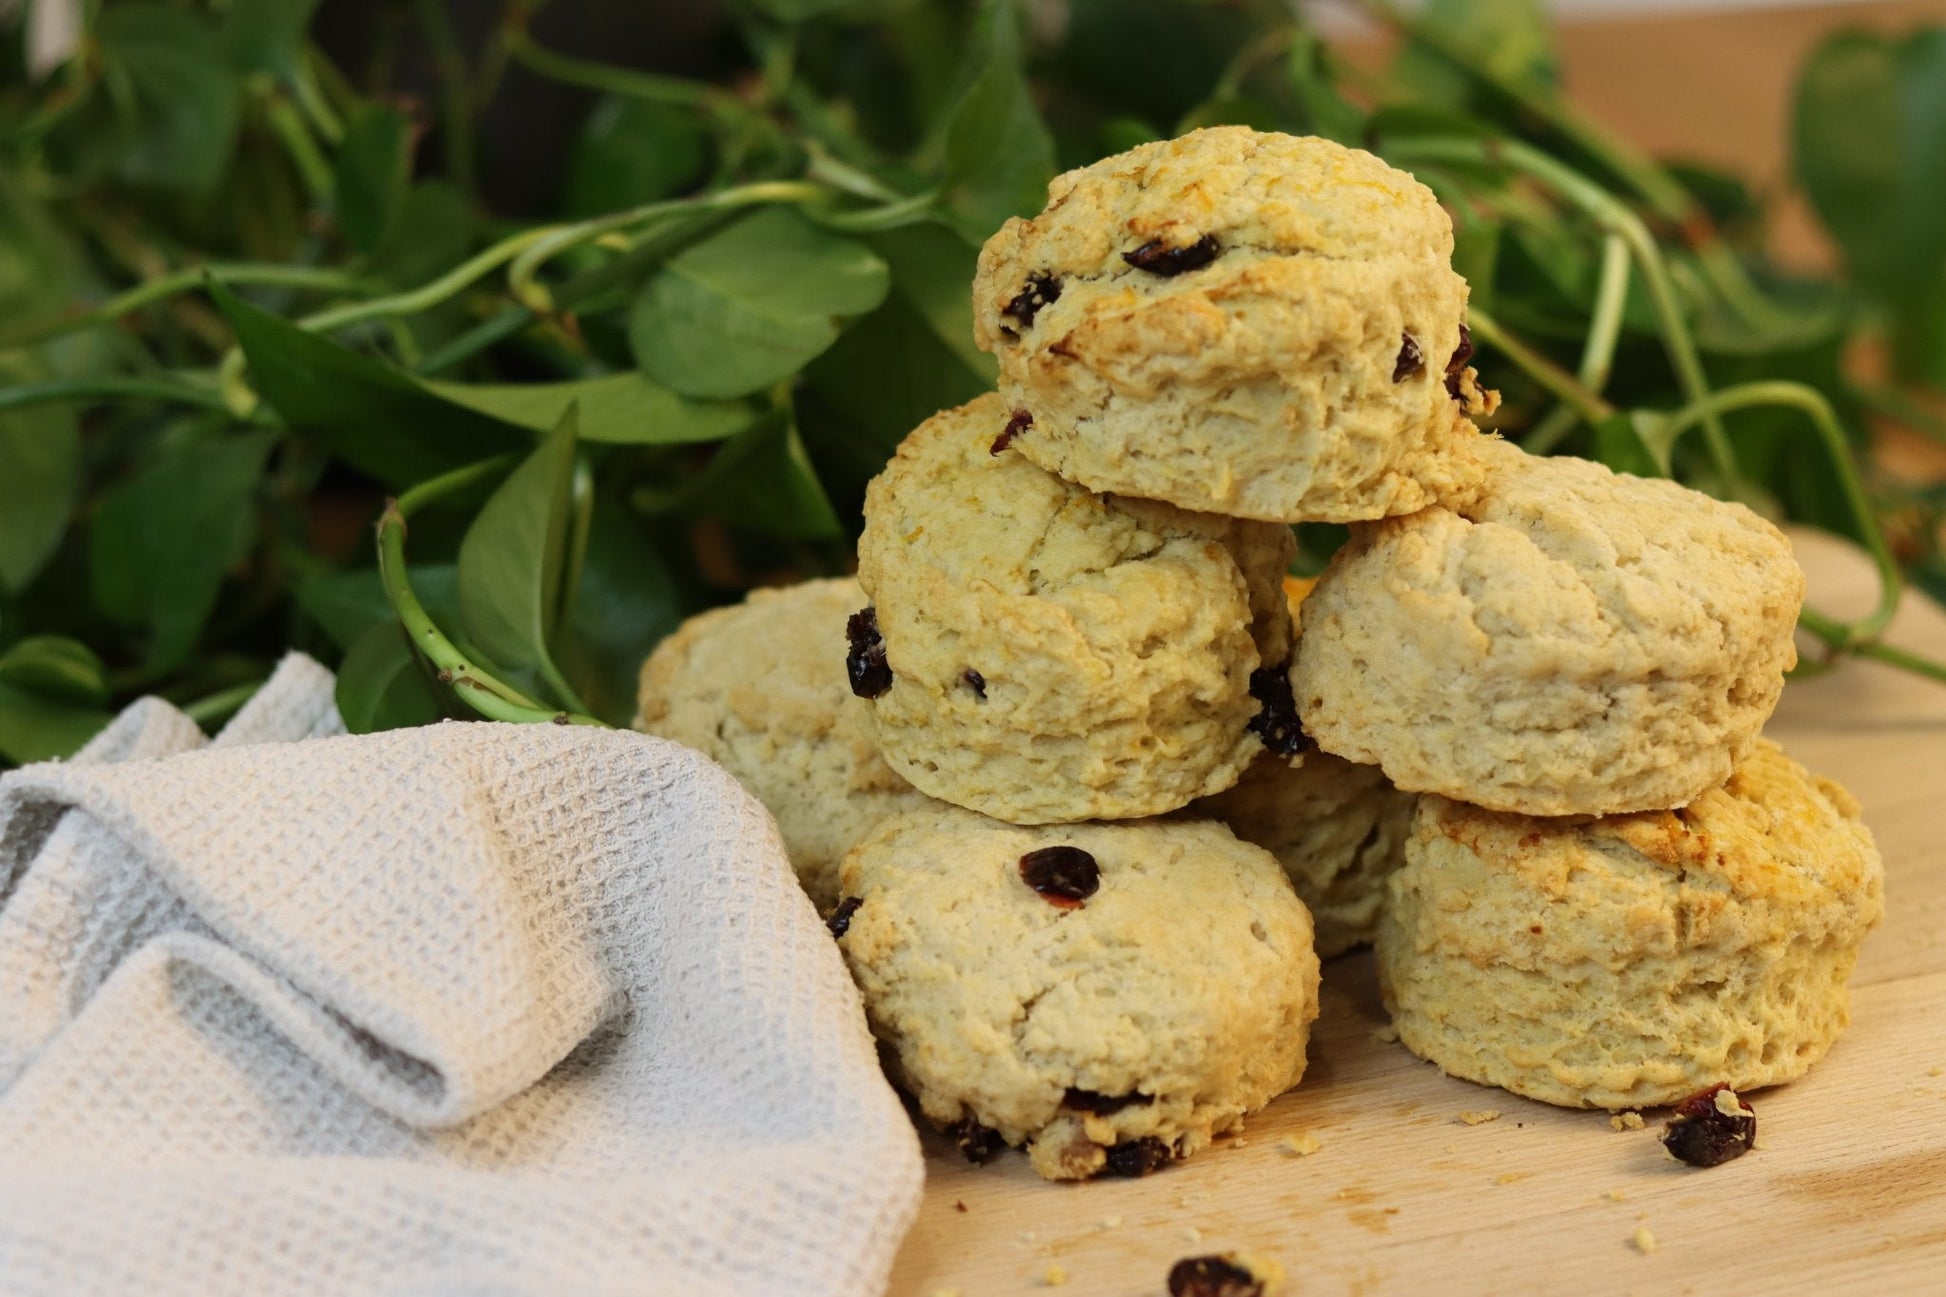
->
(887, 535, 1946, 1296)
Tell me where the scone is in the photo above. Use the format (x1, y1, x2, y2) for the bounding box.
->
(1195, 750, 1416, 959)
(1293, 438, 1805, 816)
(972, 126, 1493, 523)
(855, 393, 1296, 824)
(834, 805, 1320, 1180)
(635, 577, 931, 909)
(1376, 740, 1884, 1109)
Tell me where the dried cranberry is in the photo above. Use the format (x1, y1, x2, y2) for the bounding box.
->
(1002, 273, 1062, 330)
(1019, 846, 1100, 908)
(1247, 662, 1309, 758)
(963, 669, 987, 699)
(1444, 323, 1475, 400)
(1099, 1136, 1174, 1178)
(845, 607, 892, 699)
(1063, 1087, 1153, 1114)
(949, 1118, 1007, 1164)
(1662, 1084, 1755, 1168)
(1123, 234, 1221, 277)
(826, 896, 862, 939)
(1168, 1255, 1266, 1297)
(992, 409, 1032, 455)
(1394, 332, 1425, 382)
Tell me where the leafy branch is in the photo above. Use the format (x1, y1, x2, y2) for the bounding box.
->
(0, 0, 1940, 767)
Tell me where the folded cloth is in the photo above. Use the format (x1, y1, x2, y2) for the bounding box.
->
(0, 654, 923, 1296)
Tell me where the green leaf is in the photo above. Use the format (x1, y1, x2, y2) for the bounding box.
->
(1286, 31, 1367, 145)
(1449, 202, 1502, 313)
(803, 290, 991, 471)
(865, 221, 995, 380)
(335, 621, 448, 735)
(938, 0, 1056, 239)
(1794, 29, 1946, 322)
(564, 98, 711, 219)
(296, 564, 458, 651)
(0, 680, 112, 766)
(746, 0, 863, 19)
(224, 0, 322, 78)
(1592, 411, 1672, 479)
(95, 4, 244, 195)
(0, 636, 108, 706)
(334, 103, 414, 254)
(0, 388, 81, 596)
(457, 407, 579, 685)
(90, 431, 278, 673)
(1392, 0, 1556, 112)
(629, 207, 891, 399)
(1053, 0, 1258, 144)
(425, 372, 758, 446)
(369, 181, 476, 290)
(555, 498, 681, 727)
(211, 278, 528, 486)
(677, 410, 842, 541)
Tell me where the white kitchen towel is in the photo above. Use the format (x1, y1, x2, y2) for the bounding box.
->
(0, 654, 923, 1296)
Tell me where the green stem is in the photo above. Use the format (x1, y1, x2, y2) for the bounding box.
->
(1522, 405, 1579, 455)
(1579, 233, 1631, 394)
(1523, 234, 1630, 454)
(259, 83, 335, 204)
(182, 679, 267, 728)
(1657, 381, 1901, 646)
(1361, 0, 1790, 336)
(1211, 24, 1297, 102)
(414, 306, 537, 375)
(291, 48, 346, 144)
(0, 377, 230, 415)
(502, 179, 823, 311)
(1384, 136, 1737, 484)
(811, 188, 941, 232)
(377, 458, 608, 727)
(1844, 635, 1946, 684)
(300, 229, 549, 333)
(505, 27, 756, 126)
(804, 146, 907, 204)
(1467, 306, 1614, 425)
(412, 0, 476, 192)
(1, 265, 372, 349)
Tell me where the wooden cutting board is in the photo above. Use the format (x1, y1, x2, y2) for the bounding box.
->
(887, 533, 1946, 1296)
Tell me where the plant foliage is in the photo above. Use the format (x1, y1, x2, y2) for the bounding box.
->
(0, 0, 1942, 762)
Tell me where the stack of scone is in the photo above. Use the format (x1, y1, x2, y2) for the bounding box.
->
(637, 126, 1884, 1181)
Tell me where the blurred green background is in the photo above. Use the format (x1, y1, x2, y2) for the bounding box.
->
(0, 0, 1942, 762)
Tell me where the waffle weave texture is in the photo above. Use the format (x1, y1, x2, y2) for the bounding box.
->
(0, 654, 921, 1297)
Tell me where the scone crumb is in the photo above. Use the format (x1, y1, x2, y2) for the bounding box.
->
(1605, 1189, 1627, 1202)
(1099, 1216, 1123, 1231)
(1457, 1110, 1502, 1126)
(1277, 1133, 1322, 1156)
(1493, 1172, 1523, 1185)
(1370, 1024, 1400, 1044)
(1611, 1111, 1646, 1132)
(1230, 1137, 1249, 1149)
(1042, 1263, 1068, 1287)
(1183, 1226, 1204, 1244)
(929, 1289, 961, 1297)
(1632, 1226, 1657, 1254)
